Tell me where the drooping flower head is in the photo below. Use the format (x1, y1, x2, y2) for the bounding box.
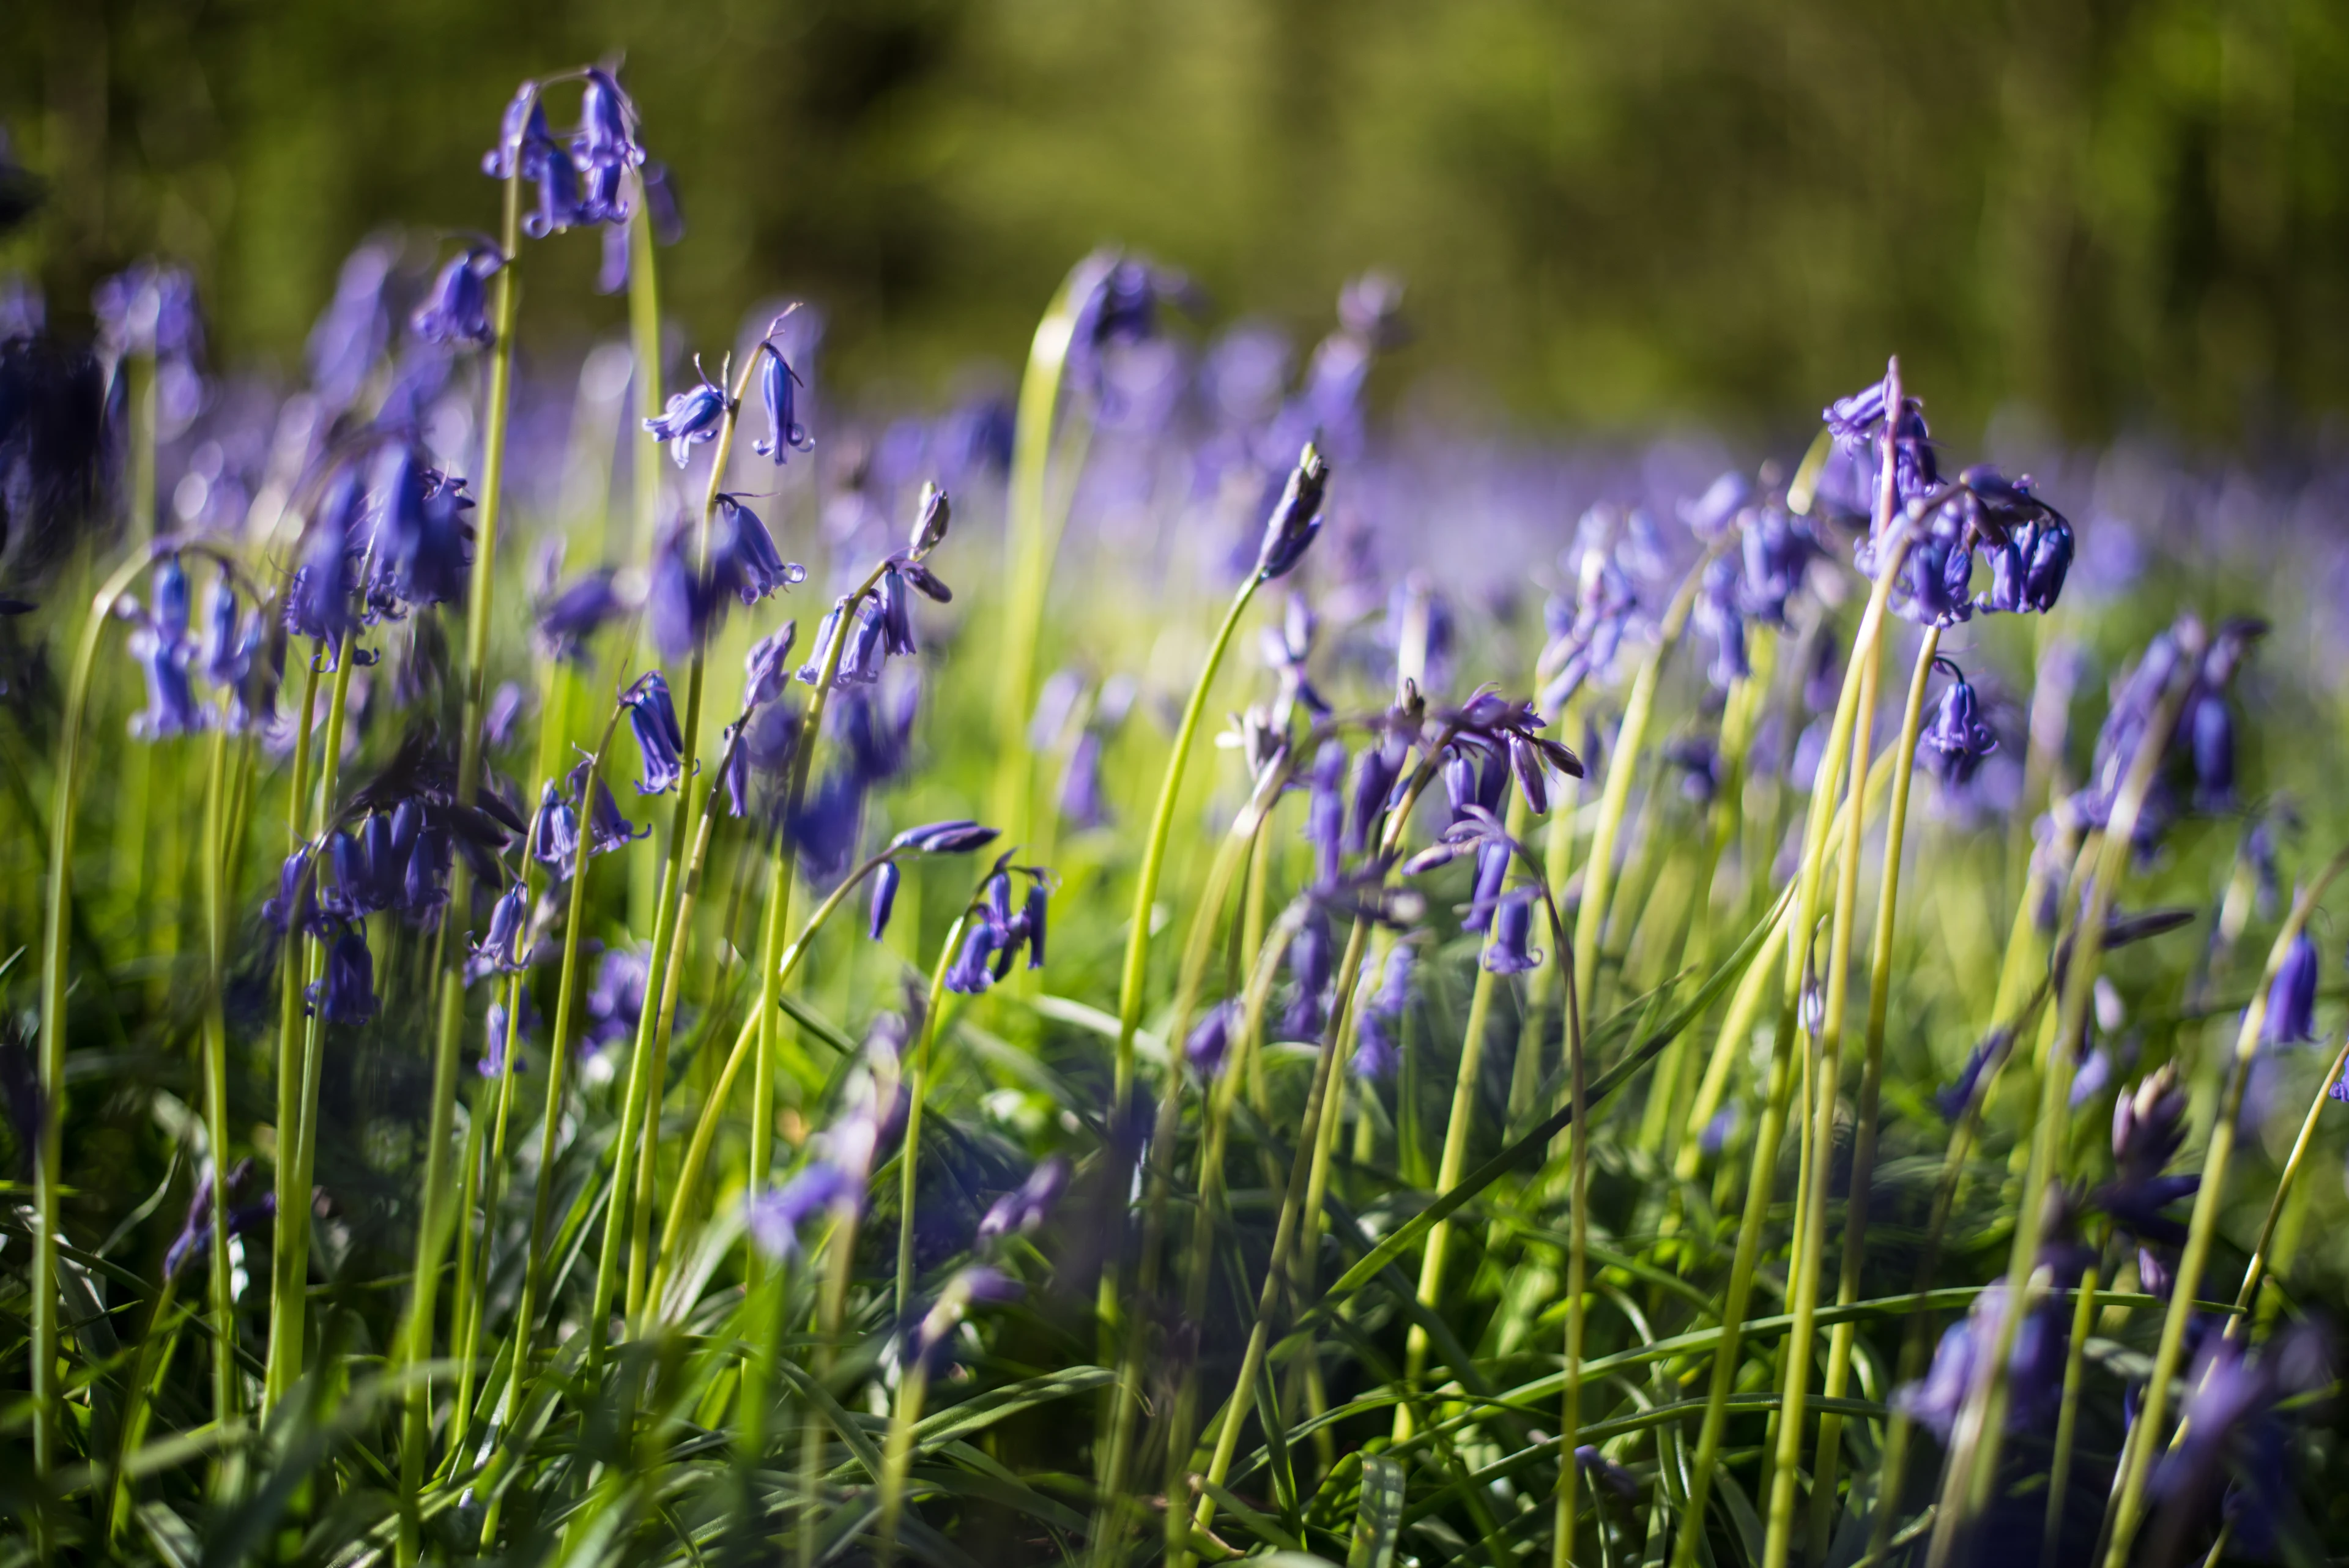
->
(643, 367, 730, 469)
(410, 244, 503, 347)
(752, 333, 813, 464)
(1918, 658, 1997, 789)
(622, 670, 689, 795)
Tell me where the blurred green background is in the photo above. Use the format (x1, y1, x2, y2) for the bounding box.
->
(8, 0, 2349, 445)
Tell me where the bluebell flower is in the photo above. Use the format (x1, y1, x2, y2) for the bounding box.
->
(752, 339, 813, 463)
(480, 1000, 530, 1079)
(644, 375, 729, 469)
(867, 860, 901, 940)
(1346, 731, 1408, 856)
(1935, 1029, 2009, 1121)
(877, 567, 917, 658)
(1058, 730, 1110, 830)
(1918, 661, 1997, 789)
(1896, 1282, 2067, 1441)
(532, 779, 581, 870)
(1254, 442, 1331, 583)
(262, 847, 316, 935)
(2022, 517, 2073, 612)
(410, 245, 500, 347)
(466, 882, 532, 984)
(1663, 735, 1720, 804)
(127, 557, 202, 740)
(1023, 880, 1048, 968)
(740, 622, 800, 713)
(794, 604, 844, 687)
(1353, 943, 1414, 1082)
(1691, 554, 1747, 690)
(1740, 501, 1817, 625)
(788, 772, 865, 886)
(746, 1162, 860, 1261)
(978, 1156, 1070, 1241)
(891, 820, 1001, 855)
(368, 447, 473, 611)
(1462, 839, 1510, 935)
(1265, 593, 1331, 729)
(571, 760, 649, 857)
(837, 601, 889, 686)
(587, 946, 651, 1053)
(523, 139, 586, 238)
(1443, 693, 1584, 804)
(483, 82, 557, 180)
(1282, 906, 1334, 1039)
(1444, 745, 1507, 827)
(944, 917, 1004, 995)
(1822, 372, 1939, 513)
(1304, 739, 1347, 886)
(2151, 1328, 2329, 1558)
(163, 1159, 273, 1281)
(713, 494, 803, 606)
(2264, 932, 2321, 1046)
(907, 482, 952, 561)
(2097, 1066, 2199, 1260)
(1484, 891, 1544, 975)
(575, 68, 644, 173)
(307, 928, 377, 1025)
(622, 671, 689, 795)
(401, 822, 451, 921)
(1186, 1002, 1235, 1079)
(1887, 517, 1974, 627)
(1576, 1446, 1641, 1503)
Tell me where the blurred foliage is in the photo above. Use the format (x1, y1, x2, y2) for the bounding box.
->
(8, 0, 2349, 443)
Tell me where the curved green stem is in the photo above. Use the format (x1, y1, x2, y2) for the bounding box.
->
(1810, 625, 1939, 1562)
(896, 910, 975, 1321)
(2098, 841, 2349, 1568)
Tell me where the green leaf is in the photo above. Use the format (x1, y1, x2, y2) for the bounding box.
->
(1346, 1454, 1405, 1568)
(1315, 881, 1797, 1316)
(910, 1366, 1115, 1449)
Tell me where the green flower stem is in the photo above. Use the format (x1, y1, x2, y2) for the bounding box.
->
(1809, 625, 1940, 1561)
(1188, 741, 1451, 1546)
(1572, 557, 1714, 1016)
(1928, 639, 2200, 1568)
(2225, 1022, 2349, 1336)
(395, 164, 523, 1547)
(1666, 504, 1913, 1568)
(1863, 992, 2052, 1567)
(2041, 1254, 2101, 1568)
(877, 1268, 985, 1567)
(483, 699, 630, 1498)
(260, 650, 323, 1424)
(1165, 900, 1305, 1568)
(198, 719, 238, 1438)
(1554, 896, 1589, 1568)
(1098, 757, 1294, 1557)
(1399, 786, 1534, 1441)
(269, 626, 358, 1418)
(623, 360, 765, 1331)
(896, 909, 976, 1322)
(444, 1071, 491, 1456)
(626, 188, 665, 562)
(2098, 843, 2349, 1568)
(1763, 612, 1883, 1568)
(628, 769, 719, 1320)
(990, 261, 1093, 848)
(647, 842, 905, 1315)
(105, 1268, 183, 1545)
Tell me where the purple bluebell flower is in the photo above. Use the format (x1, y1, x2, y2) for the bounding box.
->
(466, 882, 532, 984)
(575, 68, 644, 173)
(623, 671, 689, 795)
(307, 928, 377, 1025)
(262, 847, 316, 935)
(1484, 891, 1544, 975)
(746, 1162, 859, 1261)
(198, 568, 244, 688)
(1461, 839, 1510, 935)
(536, 569, 625, 664)
(1186, 1003, 1235, 1079)
(1576, 1446, 1641, 1502)
(1935, 1030, 2009, 1121)
(481, 992, 540, 1078)
(127, 557, 202, 740)
(1353, 943, 1414, 1081)
(1822, 372, 1939, 513)
(1896, 1280, 2068, 1441)
(2151, 1328, 2328, 1558)
(1444, 745, 1507, 827)
(644, 376, 729, 469)
(1253, 442, 1331, 583)
(1691, 554, 1748, 690)
(2022, 517, 2073, 612)
(877, 567, 917, 658)
(411, 245, 500, 346)
(2096, 1066, 2199, 1258)
(163, 1159, 272, 1280)
(645, 521, 716, 661)
(837, 600, 889, 686)
(741, 622, 800, 713)
(787, 773, 865, 886)
(401, 823, 451, 921)
(906, 482, 952, 560)
(532, 780, 581, 870)
(1304, 739, 1347, 886)
(1264, 593, 1330, 729)
(944, 917, 1004, 995)
(587, 946, 651, 1052)
(1444, 693, 1584, 805)
(794, 604, 844, 687)
(1058, 730, 1110, 830)
(2264, 933, 2321, 1046)
(571, 760, 649, 857)
(868, 860, 901, 940)
(286, 467, 365, 650)
(1663, 735, 1720, 804)
(1740, 500, 1817, 625)
(483, 82, 556, 180)
(1346, 730, 1408, 856)
(1023, 880, 1048, 969)
(1918, 661, 1997, 789)
(752, 339, 812, 463)
(1282, 906, 1334, 1039)
(892, 820, 1001, 855)
(978, 1156, 1070, 1241)
(713, 494, 803, 606)
(368, 447, 473, 611)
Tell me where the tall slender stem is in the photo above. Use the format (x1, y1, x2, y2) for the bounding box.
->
(1809, 626, 1939, 1562)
